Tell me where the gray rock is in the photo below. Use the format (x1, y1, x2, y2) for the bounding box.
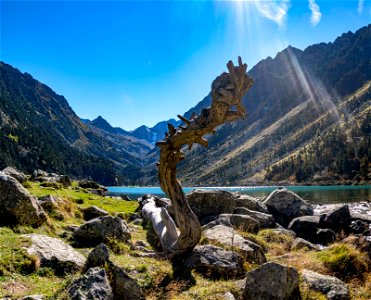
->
(84, 243, 110, 271)
(315, 229, 336, 246)
(202, 216, 233, 230)
(184, 244, 245, 278)
(319, 205, 351, 233)
(243, 262, 300, 300)
(23, 234, 85, 275)
(288, 216, 321, 242)
(109, 262, 144, 300)
(31, 170, 71, 187)
(291, 238, 320, 251)
(83, 206, 109, 221)
(203, 225, 266, 264)
(218, 214, 260, 233)
(73, 216, 131, 247)
(264, 188, 313, 227)
(343, 235, 371, 259)
(223, 292, 236, 300)
(187, 189, 236, 222)
(302, 269, 350, 300)
(68, 267, 113, 300)
(0, 174, 46, 227)
(2, 166, 26, 183)
(235, 194, 269, 213)
(234, 207, 275, 228)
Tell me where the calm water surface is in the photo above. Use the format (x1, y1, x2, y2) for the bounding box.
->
(107, 185, 371, 204)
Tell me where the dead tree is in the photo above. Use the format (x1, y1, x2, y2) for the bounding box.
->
(141, 57, 254, 256)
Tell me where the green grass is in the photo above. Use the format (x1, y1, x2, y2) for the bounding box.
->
(317, 243, 370, 280)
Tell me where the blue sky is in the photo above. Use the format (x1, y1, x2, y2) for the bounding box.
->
(1, 0, 370, 130)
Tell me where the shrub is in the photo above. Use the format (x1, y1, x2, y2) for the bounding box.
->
(317, 243, 370, 280)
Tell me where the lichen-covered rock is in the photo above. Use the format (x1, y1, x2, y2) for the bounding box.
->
(187, 189, 236, 222)
(203, 225, 266, 264)
(23, 234, 85, 275)
(235, 194, 269, 214)
(38, 195, 59, 213)
(67, 267, 113, 300)
(73, 216, 131, 247)
(184, 244, 245, 278)
(234, 207, 275, 228)
(0, 174, 46, 227)
(302, 269, 350, 300)
(264, 188, 313, 227)
(2, 166, 26, 183)
(83, 206, 109, 221)
(243, 262, 300, 300)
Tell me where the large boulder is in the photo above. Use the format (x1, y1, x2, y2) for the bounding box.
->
(319, 205, 351, 233)
(0, 174, 47, 227)
(187, 189, 236, 222)
(83, 206, 109, 221)
(184, 244, 245, 278)
(23, 234, 85, 275)
(264, 188, 313, 227)
(235, 194, 269, 214)
(2, 167, 26, 183)
(67, 267, 113, 300)
(288, 216, 321, 242)
(243, 262, 301, 300)
(203, 225, 266, 264)
(73, 216, 131, 247)
(234, 207, 275, 228)
(302, 269, 350, 300)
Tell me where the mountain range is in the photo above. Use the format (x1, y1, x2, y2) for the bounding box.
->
(0, 25, 370, 185)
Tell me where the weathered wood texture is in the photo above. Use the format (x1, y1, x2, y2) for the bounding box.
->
(143, 58, 254, 256)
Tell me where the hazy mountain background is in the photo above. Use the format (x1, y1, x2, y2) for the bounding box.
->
(0, 25, 369, 185)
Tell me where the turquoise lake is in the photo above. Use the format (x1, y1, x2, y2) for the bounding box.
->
(107, 185, 371, 204)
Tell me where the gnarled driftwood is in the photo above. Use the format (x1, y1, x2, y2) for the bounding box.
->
(141, 57, 254, 256)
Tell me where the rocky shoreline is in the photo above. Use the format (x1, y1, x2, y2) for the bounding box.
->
(0, 167, 370, 299)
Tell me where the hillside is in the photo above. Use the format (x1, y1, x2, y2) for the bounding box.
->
(0, 63, 152, 185)
(161, 25, 371, 186)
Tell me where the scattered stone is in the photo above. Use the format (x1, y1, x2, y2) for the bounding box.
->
(2, 166, 26, 183)
(203, 225, 266, 264)
(73, 216, 131, 247)
(83, 206, 109, 221)
(234, 207, 275, 228)
(319, 205, 351, 233)
(184, 244, 245, 278)
(31, 170, 71, 187)
(315, 229, 336, 246)
(67, 267, 113, 300)
(234, 194, 269, 214)
(223, 292, 236, 300)
(349, 220, 370, 235)
(84, 243, 110, 271)
(0, 174, 47, 227)
(78, 180, 101, 189)
(291, 238, 320, 251)
(302, 269, 350, 300)
(187, 189, 236, 222)
(23, 234, 85, 275)
(243, 262, 300, 300)
(263, 188, 313, 227)
(120, 194, 131, 201)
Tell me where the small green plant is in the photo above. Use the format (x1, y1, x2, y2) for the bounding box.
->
(317, 243, 370, 280)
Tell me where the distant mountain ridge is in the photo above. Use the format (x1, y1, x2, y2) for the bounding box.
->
(1, 24, 369, 186)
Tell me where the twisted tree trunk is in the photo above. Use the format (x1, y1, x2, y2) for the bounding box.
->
(141, 57, 254, 256)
